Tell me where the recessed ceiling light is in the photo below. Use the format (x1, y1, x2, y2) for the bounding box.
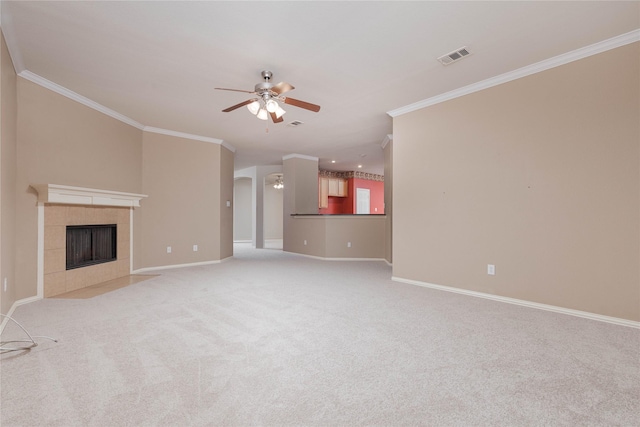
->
(357, 165, 363, 168)
(331, 160, 336, 163)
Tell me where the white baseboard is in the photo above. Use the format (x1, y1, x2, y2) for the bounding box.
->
(0, 295, 43, 334)
(285, 251, 387, 262)
(392, 276, 639, 329)
(132, 258, 228, 274)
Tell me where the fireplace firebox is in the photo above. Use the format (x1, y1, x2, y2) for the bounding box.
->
(66, 224, 117, 270)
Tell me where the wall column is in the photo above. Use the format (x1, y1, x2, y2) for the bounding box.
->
(282, 154, 319, 252)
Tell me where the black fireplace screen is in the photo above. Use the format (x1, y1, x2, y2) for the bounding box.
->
(66, 224, 117, 270)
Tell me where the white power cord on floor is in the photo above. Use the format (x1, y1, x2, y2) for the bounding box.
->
(0, 314, 58, 354)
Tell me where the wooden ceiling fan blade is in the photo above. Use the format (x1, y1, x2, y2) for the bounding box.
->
(283, 97, 321, 112)
(270, 111, 284, 123)
(222, 98, 258, 112)
(215, 87, 255, 94)
(271, 82, 295, 95)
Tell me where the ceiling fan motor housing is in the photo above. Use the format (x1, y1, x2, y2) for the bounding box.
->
(255, 82, 274, 94)
(256, 70, 275, 96)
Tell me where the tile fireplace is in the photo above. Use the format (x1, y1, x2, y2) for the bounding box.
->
(32, 184, 147, 298)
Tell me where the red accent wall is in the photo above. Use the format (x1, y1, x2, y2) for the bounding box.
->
(349, 178, 384, 214)
(318, 195, 348, 214)
(318, 176, 384, 214)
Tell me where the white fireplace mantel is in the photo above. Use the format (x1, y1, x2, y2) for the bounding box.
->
(32, 184, 148, 207)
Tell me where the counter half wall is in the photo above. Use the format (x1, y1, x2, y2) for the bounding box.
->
(285, 215, 386, 260)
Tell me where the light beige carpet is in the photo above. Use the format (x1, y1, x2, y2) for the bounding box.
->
(1, 244, 638, 426)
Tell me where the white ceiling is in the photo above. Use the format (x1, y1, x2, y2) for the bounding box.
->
(2, 1, 638, 174)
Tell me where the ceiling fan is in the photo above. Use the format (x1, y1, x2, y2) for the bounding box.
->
(215, 70, 321, 123)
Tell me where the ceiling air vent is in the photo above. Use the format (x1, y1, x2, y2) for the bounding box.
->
(288, 120, 304, 127)
(437, 46, 471, 66)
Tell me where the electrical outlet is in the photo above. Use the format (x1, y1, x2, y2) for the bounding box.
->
(167, 246, 172, 254)
(226, 200, 231, 207)
(193, 245, 198, 252)
(3, 278, 7, 292)
(304, 240, 307, 246)
(347, 242, 351, 248)
(487, 264, 495, 275)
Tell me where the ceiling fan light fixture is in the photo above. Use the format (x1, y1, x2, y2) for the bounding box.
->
(274, 105, 286, 118)
(257, 109, 268, 120)
(217, 71, 320, 123)
(266, 99, 278, 113)
(247, 100, 260, 115)
(274, 175, 284, 189)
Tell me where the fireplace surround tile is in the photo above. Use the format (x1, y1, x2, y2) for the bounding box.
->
(43, 204, 132, 297)
(118, 238, 130, 259)
(117, 208, 129, 225)
(44, 248, 65, 275)
(45, 205, 67, 226)
(67, 206, 88, 225)
(44, 225, 65, 250)
(117, 259, 130, 277)
(65, 268, 86, 292)
(44, 271, 66, 297)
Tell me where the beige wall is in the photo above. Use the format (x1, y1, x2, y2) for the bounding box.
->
(286, 216, 326, 256)
(15, 78, 143, 300)
(393, 43, 640, 321)
(283, 155, 319, 252)
(137, 132, 232, 269)
(286, 216, 386, 259)
(325, 216, 386, 258)
(383, 139, 393, 264)
(219, 145, 234, 259)
(1, 32, 18, 314)
(233, 177, 252, 241)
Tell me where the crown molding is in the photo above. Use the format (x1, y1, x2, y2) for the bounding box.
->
(17, 70, 235, 151)
(19, 70, 145, 129)
(282, 153, 319, 162)
(143, 126, 235, 152)
(388, 29, 640, 118)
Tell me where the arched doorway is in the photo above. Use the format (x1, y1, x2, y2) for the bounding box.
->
(264, 173, 284, 249)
